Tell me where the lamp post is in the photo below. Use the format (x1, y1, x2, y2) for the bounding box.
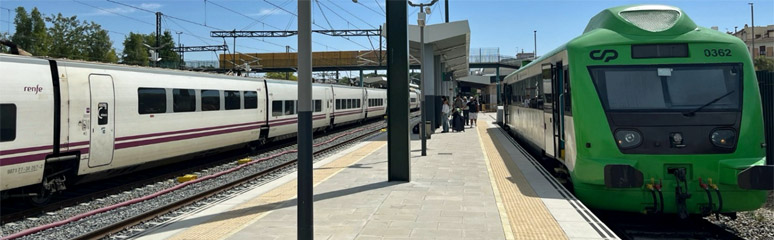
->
(143, 42, 171, 67)
(409, 0, 438, 157)
(749, 2, 755, 58)
(175, 31, 183, 68)
(534, 30, 537, 59)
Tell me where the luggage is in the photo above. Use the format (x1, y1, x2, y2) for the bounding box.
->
(452, 112, 465, 132)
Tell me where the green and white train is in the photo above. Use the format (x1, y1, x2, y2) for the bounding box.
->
(502, 5, 772, 217)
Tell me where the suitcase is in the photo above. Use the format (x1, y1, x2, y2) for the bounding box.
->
(452, 112, 465, 132)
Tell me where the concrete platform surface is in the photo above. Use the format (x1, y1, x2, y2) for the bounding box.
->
(136, 113, 617, 240)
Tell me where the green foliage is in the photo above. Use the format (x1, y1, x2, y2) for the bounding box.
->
(143, 31, 180, 68)
(11, 7, 32, 52)
(753, 56, 774, 72)
(265, 72, 297, 80)
(46, 13, 82, 59)
(121, 32, 149, 66)
(29, 8, 48, 56)
(10, 7, 116, 62)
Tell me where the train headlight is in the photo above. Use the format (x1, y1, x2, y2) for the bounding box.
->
(615, 129, 642, 149)
(710, 129, 736, 148)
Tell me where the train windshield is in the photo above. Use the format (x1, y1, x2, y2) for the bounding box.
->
(589, 64, 742, 112)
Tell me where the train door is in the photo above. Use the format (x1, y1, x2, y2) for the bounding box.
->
(542, 64, 555, 158)
(88, 74, 115, 167)
(326, 86, 333, 123)
(552, 62, 565, 160)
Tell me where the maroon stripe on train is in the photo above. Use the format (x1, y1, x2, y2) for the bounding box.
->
(0, 147, 89, 167)
(63, 141, 89, 148)
(1, 140, 90, 156)
(115, 124, 262, 150)
(0, 153, 49, 166)
(116, 121, 264, 141)
(0, 145, 52, 156)
(333, 112, 362, 117)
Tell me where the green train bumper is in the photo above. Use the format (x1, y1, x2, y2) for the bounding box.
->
(572, 158, 772, 215)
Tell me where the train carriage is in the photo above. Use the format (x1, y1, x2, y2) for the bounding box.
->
(265, 80, 332, 139)
(331, 85, 366, 126)
(365, 88, 387, 119)
(503, 5, 772, 217)
(0, 56, 53, 192)
(0, 53, 393, 201)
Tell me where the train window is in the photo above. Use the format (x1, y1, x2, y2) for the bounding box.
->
(284, 100, 295, 115)
(244, 91, 258, 109)
(356, 99, 360, 108)
(336, 99, 341, 110)
(346, 99, 352, 109)
(272, 101, 283, 116)
(173, 89, 196, 112)
(138, 88, 167, 114)
(201, 90, 220, 111)
(314, 100, 322, 112)
(0, 104, 16, 142)
(225, 91, 241, 110)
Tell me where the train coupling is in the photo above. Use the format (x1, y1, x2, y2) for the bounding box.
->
(668, 168, 692, 219)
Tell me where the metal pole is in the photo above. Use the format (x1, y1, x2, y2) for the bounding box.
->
(444, 0, 449, 23)
(155, 12, 162, 67)
(749, 2, 755, 58)
(496, 66, 500, 105)
(534, 30, 537, 58)
(297, 0, 313, 239)
(420, 22, 427, 156)
(286, 45, 291, 79)
(359, 69, 364, 87)
(387, 0, 410, 182)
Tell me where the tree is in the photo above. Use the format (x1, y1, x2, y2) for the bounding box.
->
(46, 13, 84, 59)
(11, 7, 32, 52)
(265, 72, 297, 80)
(29, 7, 49, 56)
(141, 31, 180, 68)
(83, 22, 116, 63)
(121, 32, 149, 66)
(754, 56, 774, 72)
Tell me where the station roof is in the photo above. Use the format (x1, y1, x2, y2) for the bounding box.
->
(383, 20, 471, 80)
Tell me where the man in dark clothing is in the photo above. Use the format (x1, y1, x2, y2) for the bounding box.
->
(468, 98, 479, 127)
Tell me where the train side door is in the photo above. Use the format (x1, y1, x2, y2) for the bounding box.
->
(552, 62, 565, 160)
(88, 74, 115, 167)
(541, 64, 555, 158)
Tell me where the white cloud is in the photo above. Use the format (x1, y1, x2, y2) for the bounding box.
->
(84, 3, 162, 16)
(248, 8, 286, 17)
(139, 3, 162, 10)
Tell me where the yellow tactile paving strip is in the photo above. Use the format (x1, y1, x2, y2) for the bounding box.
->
(476, 121, 569, 240)
(168, 140, 387, 240)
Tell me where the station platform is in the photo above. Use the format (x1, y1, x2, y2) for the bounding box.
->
(136, 113, 617, 240)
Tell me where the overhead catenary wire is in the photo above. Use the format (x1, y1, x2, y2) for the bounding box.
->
(74, 0, 155, 27)
(324, 0, 377, 29)
(374, 0, 386, 15)
(107, 0, 290, 51)
(356, 1, 385, 17)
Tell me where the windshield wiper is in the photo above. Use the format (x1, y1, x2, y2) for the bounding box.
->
(682, 90, 735, 117)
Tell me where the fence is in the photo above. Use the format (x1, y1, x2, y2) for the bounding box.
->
(758, 71, 773, 165)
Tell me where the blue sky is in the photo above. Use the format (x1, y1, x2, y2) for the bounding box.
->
(0, 0, 772, 62)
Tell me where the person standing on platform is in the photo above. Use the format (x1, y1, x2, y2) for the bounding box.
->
(454, 96, 465, 113)
(468, 97, 479, 127)
(441, 97, 451, 133)
(462, 96, 470, 126)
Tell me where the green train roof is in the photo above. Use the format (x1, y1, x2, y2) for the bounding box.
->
(510, 4, 738, 76)
(583, 5, 697, 36)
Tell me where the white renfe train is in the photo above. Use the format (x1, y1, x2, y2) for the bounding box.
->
(0, 53, 394, 201)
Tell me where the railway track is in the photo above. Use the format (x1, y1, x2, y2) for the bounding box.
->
(2, 114, 417, 240)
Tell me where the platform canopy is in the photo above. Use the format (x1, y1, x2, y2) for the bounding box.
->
(382, 20, 471, 80)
